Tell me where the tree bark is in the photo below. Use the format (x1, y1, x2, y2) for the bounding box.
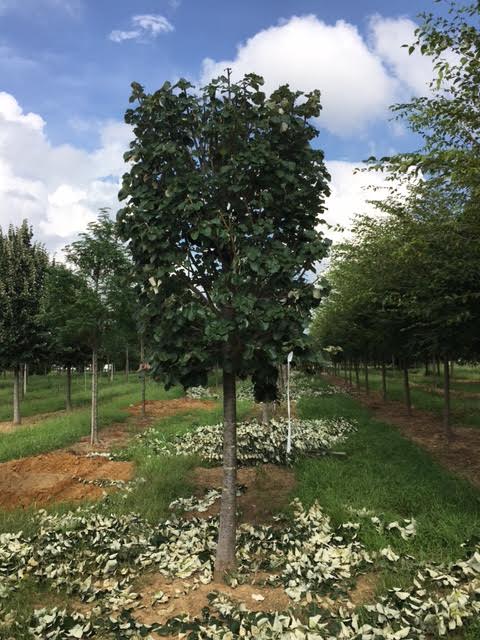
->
(91, 349, 99, 445)
(261, 402, 270, 425)
(140, 335, 146, 419)
(125, 345, 129, 382)
(381, 362, 387, 402)
(403, 364, 412, 416)
(424, 359, 430, 377)
(66, 365, 73, 411)
(443, 356, 453, 441)
(354, 362, 360, 389)
(23, 363, 27, 397)
(214, 367, 237, 579)
(13, 365, 21, 425)
(364, 362, 369, 395)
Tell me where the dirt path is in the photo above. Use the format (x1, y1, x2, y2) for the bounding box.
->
(326, 375, 480, 489)
(0, 398, 216, 510)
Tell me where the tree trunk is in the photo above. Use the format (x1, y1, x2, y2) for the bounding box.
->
(261, 402, 270, 425)
(435, 356, 441, 377)
(424, 359, 430, 376)
(381, 362, 387, 402)
(13, 365, 21, 425)
(403, 364, 412, 416)
(443, 356, 453, 441)
(66, 365, 73, 411)
(214, 368, 237, 579)
(344, 363, 348, 383)
(364, 362, 369, 395)
(348, 361, 353, 386)
(125, 346, 129, 382)
(354, 362, 360, 389)
(110, 361, 114, 383)
(91, 349, 99, 445)
(23, 363, 27, 397)
(140, 336, 146, 419)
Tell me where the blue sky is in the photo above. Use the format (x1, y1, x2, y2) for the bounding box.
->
(0, 0, 439, 250)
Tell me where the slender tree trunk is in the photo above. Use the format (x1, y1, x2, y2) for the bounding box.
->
(424, 359, 430, 377)
(435, 356, 441, 377)
(261, 402, 270, 425)
(23, 364, 27, 397)
(403, 364, 412, 416)
(140, 335, 146, 419)
(66, 365, 73, 411)
(13, 365, 21, 425)
(91, 349, 99, 445)
(354, 362, 360, 389)
(110, 361, 114, 383)
(364, 362, 369, 395)
(125, 345, 129, 382)
(348, 361, 353, 386)
(443, 356, 453, 441)
(381, 362, 387, 402)
(343, 363, 348, 383)
(214, 367, 237, 579)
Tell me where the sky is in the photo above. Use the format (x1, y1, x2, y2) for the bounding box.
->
(0, 0, 439, 253)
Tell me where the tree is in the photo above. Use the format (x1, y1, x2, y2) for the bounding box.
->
(42, 263, 93, 410)
(0, 221, 48, 425)
(118, 72, 330, 575)
(66, 211, 132, 444)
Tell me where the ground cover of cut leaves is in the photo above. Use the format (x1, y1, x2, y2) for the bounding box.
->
(1, 379, 479, 639)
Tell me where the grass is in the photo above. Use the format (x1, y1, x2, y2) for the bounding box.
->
(0, 380, 183, 462)
(0, 371, 479, 637)
(103, 400, 251, 522)
(0, 372, 147, 421)
(347, 366, 480, 429)
(296, 383, 480, 606)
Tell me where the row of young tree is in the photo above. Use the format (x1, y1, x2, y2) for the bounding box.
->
(0, 212, 144, 438)
(312, 0, 480, 439)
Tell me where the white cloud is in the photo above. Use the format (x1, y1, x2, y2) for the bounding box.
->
(202, 15, 397, 136)
(0, 92, 131, 251)
(200, 14, 449, 136)
(324, 160, 391, 243)
(109, 14, 173, 43)
(368, 15, 435, 96)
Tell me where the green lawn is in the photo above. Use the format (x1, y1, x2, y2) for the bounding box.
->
(0, 371, 152, 422)
(0, 373, 478, 637)
(348, 366, 480, 429)
(0, 378, 183, 462)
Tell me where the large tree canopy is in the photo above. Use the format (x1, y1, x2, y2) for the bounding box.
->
(118, 72, 330, 574)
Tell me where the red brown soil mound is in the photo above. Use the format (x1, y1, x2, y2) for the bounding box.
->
(0, 452, 133, 510)
(188, 464, 296, 524)
(127, 398, 216, 418)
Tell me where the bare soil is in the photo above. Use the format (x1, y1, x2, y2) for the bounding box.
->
(0, 452, 134, 509)
(188, 464, 296, 524)
(0, 398, 216, 509)
(328, 376, 480, 489)
(135, 572, 291, 628)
